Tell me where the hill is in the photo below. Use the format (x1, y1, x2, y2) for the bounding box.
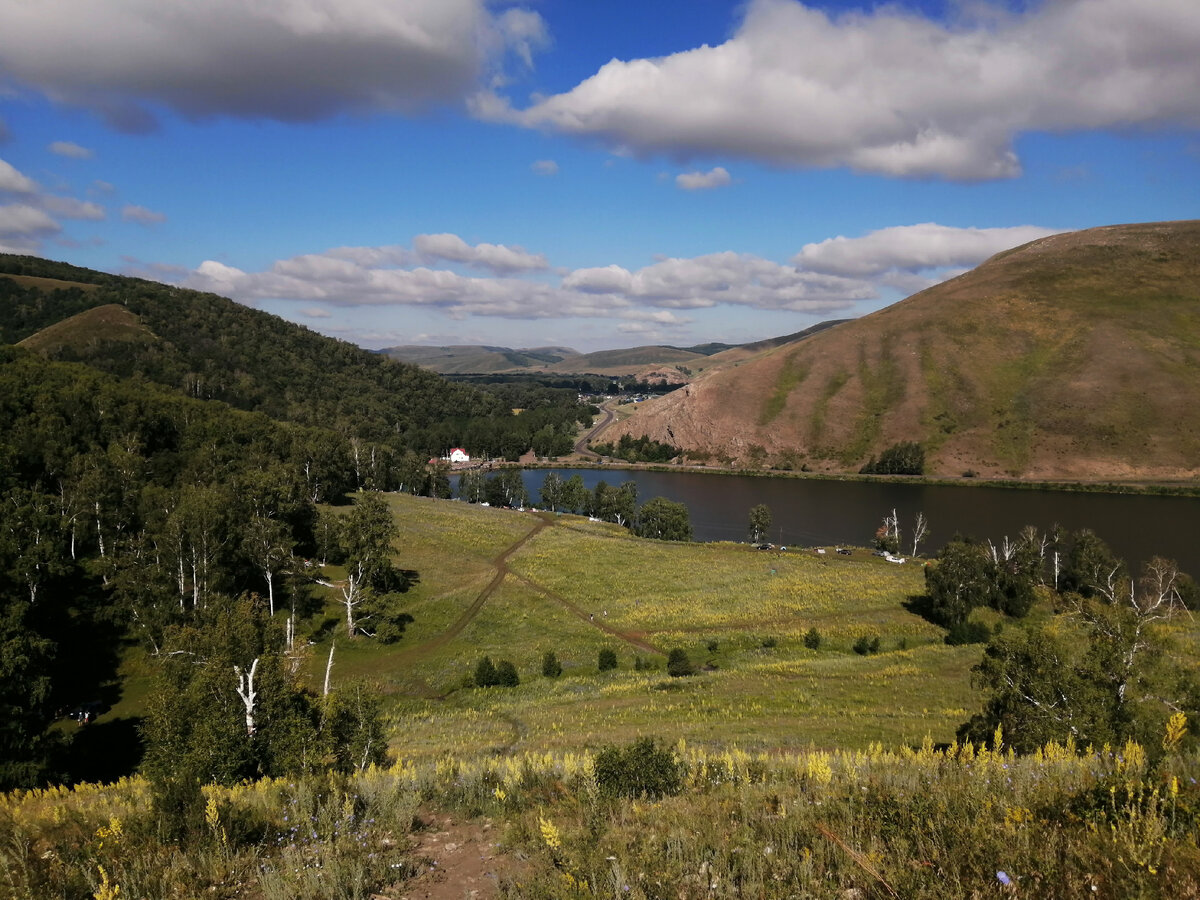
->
(609, 221, 1200, 480)
(379, 344, 579, 374)
(0, 254, 505, 446)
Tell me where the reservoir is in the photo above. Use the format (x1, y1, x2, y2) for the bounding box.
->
(498, 468, 1200, 576)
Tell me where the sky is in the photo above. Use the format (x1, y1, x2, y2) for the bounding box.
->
(0, 0, 1198, 354)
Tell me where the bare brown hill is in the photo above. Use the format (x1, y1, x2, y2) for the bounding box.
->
(608, 221, 1200, 481)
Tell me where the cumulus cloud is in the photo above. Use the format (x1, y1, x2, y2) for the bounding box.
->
(531, 159, 559, 175)
(0, 203, 60, 238)
(171, 221, 1058, 334)
(794, 223, 1062, 277)
(479, 0, 1200, 180)
(0, 0, 547, 129)
(48, 140, 94, 159)
(675, 166, 731, 191)
(121, 204, 166, 224)
(40, 195, 106, 220)
(0, 158, 38, 194)
(413, 232, 548, 273)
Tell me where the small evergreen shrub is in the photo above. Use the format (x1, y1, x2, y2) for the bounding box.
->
(541, 650, 562, 678)
(474, 656, 498, 687)
(598, 648, 618, 671)
(594, 738, 684, 799)
(853, 635, 881, 655)
(803, 628, 821, 650)
(666, 648, 693, 677)
(495, 660, 520, 687)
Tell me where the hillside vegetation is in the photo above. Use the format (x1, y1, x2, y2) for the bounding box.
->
(611, 221, 1200, 481)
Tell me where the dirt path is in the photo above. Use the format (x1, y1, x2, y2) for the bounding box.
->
(397, 811, 522, 900)
(391, 516, 549, 671)
(510, 570, 663, 656)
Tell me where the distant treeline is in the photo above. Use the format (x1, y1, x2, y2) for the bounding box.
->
(447, 372, 684, 395)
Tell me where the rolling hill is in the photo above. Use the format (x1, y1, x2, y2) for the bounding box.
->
(607, 220, 1200, 481)
(0, 254, 505, 444)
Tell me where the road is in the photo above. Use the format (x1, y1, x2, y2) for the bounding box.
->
(573, 401, 617, 457)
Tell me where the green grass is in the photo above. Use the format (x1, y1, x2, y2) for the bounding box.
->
(757, 352, 807, 426)
(280, 495, 982, 762)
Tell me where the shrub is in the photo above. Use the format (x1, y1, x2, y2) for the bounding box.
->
(945, 620, 992, 645)
(761, 636, 778, 649)
(860, 441, 925, 475)
(705, 639, 719, 653)
(598, 649, 618, 672)
(474, 656, 498, 687)
(541, 651, 562, 678)
(853, 635, 881, 655)
(633, 655, 652, 671)
(666, 648, 693, 677)
(803, 628, 821, 650)
(495, 660, 520, 687)
(594, 738, 684, 799)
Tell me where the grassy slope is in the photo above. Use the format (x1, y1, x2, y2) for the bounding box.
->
(609, 221, 1200, 480)
(280, 494, 979, 759)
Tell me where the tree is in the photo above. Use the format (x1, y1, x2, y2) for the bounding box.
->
(593, 481, 637, 526)
(874, 508, 900, 554)
(329, 492, 401, 638)
(803, 628, 821, 650)
(748, 504, 772, 543)
(634, 497, 693, 542)
(474, 655, 498, 687)
(541, 650, 562, 678)
(486, 469, 528, 508)
(539, 472, 564, 511)
(667, 648, 693, 677)
(959, 556, 1197, 753)
(910, 512, 929, 557)
(598, 648, 618, 671)
(561, 474, 589, 514)
(1060, 529, 1125, 598)
(495, 659, 520, 687)
(457, 469, 486, 503)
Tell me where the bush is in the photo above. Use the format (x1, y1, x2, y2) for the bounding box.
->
(803, 628, 821, 650)
(594, 738, 684, 799)
(705, 639, 719, 653)
(541, 651, 562, 678)
(760, 636, 778, 649)
(633, 655, 653, 671)
(860, 441, 925, 475)
(473, 656, 498, 687)
(495, 660, 520, 687)
(853, 635, 881, 655)
(666, 648, 693, 677)
(945, 620, 993, 645)
(598, 648, 618, 672)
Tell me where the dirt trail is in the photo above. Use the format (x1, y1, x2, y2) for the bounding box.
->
(397, 812, 522, 900)
(391, 516, 549, 671)
(511, 571, 663, 656)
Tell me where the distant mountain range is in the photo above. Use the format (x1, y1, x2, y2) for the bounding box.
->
(379, 321, 847, 379)
(606, 220, 1200, 482)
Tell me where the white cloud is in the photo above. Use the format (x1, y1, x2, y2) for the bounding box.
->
(675, 166, 731, 191)
(40, 195, 105, 220)
(0, 203, 60, 237)
(0, 0, 547, 129)
(121, 204, 166, 224)
(48, 140, 94, 159)
(172, 221, 1060, 333)
(0, 157, 38, 194)
(413, 232, 548, 273)
(531, 159, 559, 176)
(794, 223, 1062, 277)
(479, 0, 1200, 180)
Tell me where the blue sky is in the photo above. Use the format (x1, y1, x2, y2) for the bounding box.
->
(1, 0, 1198, 352)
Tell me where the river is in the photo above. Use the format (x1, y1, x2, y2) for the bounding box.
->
(489, 468, 1200, 575)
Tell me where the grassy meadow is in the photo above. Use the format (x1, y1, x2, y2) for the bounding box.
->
(303, 493, 978, 759)
(7, 492, 1200, 898)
